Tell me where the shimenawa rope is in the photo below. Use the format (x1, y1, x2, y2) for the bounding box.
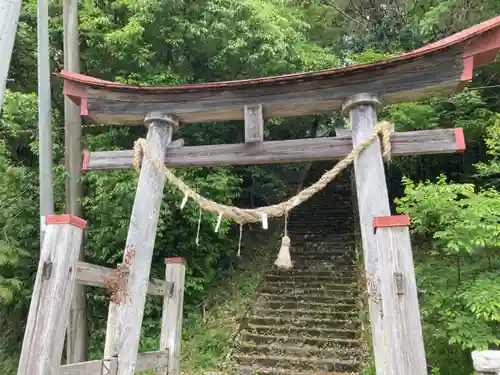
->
(132, 121, 394, 268)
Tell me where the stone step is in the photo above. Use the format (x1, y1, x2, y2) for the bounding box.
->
(266, 274, 357, 284)
(260, 285, 355, 297)
(290, 238, 356, 245)
(291, 248, 353, 257)
(293, 250, 355, 257)
(290, 210, 353, 218)
(244, 324, 359, 339)
(247, 316, 360, 330)
(253, 300, 357, 313)
(269, 269, 357, 278)
(233, 354, 361, 373)
(235, 343, 361, 361)
(253, 308, 358, 321)
(239, 332, 361, 349)
(290, 256, 354, 263)
(291, 258, 356, 267)
(292, 205, 351, 210)
(264, 280, 357, 289)
(233, 366, 357, 375)
(289, 225, 354, 230)
(258, 292, 356, 305)
(289, 212, 354, 220)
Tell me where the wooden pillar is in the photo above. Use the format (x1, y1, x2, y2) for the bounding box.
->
(115, 112, 178, 375)
(342, 93, 427, 375)
(160, 258, 186, 375)
(63, 0, 88, 363)
(17, 215, 86, 375)
(374, 215, 427, 375)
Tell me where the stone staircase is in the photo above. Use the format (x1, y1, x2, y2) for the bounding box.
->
(233, 162, 363, 374)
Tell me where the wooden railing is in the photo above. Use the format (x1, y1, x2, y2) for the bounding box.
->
(16, 215, 186, 375)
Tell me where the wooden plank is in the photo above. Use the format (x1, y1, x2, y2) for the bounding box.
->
(374, 220, 427, 375)
(472, 351, 500, 374)
(17, 215, 86, 375)
(59, 358, 118, 375)
(83, 128, 464, 171)
(244, 104, 264, 142)
(59, 351, 168, 375)
(160, 258, 186, 375)
(104, 297, 119, 358)
(114, 112, 177, 375)
(78, 48, 464, 125)
(75, 261, 171, 296)
(343, 93, 427, 375)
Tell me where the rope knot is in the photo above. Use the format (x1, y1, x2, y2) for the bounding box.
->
(133, 139, 147, 171)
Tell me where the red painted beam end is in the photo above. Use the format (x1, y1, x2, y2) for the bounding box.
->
(373, 215, 410, 233)
(46, 214, 87, 229)
(82, 151, 90, 171)
(165, 257, 185, 264)
(454, 128, 466, 152)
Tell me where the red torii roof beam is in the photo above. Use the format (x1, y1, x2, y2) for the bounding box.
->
(56, 15, 500, 126)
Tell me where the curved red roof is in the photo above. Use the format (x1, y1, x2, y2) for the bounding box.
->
(55, 15, 500, 92)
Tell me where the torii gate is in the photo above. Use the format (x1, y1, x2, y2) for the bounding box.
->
(20, 15, 500, 375)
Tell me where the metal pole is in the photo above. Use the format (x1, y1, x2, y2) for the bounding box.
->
(37, 0, 54, 247)
(0, 0, 22, 109)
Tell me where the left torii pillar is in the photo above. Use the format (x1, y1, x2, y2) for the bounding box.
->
(17, 215, 87, 375)
(113, 112, 178, 375)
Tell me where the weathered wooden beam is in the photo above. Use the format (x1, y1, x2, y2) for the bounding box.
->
(75, 261, 171, 296)
(114, 112, 177, 375)
(373, 215, 428, 374)
(82, 128, 465, 171)
(472, 351, 500, 375)
(59, 350, 168, 375)
(59, 358, 117, 375)
(160, 258, 186, 375)
(17, 215, 86, 375)
(244, 104, 264, 142)
(344, 94, 427, 375)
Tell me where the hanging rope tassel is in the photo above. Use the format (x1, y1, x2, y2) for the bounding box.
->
(275, 209, 292, 269)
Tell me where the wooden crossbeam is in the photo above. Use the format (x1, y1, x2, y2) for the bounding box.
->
(83, 128, 465, 171)
(75, 261, 171, 296)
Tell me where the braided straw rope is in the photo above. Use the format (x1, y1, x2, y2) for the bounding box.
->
(133, 121, 393, 225)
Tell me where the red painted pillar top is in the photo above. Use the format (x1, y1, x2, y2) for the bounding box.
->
(373, 215, 410, 233)
(165, 257, 185, 264)
(45, 214, 87, 229)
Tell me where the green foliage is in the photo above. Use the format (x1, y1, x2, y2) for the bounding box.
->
(396, 176, 500, 254)
(475, 114, 500, 184)
(415, 257, 500, 375)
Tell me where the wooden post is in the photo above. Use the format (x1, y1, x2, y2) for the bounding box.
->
(63, 0, 88, 363)
(103, 293, 118, 359)
(342, 93, 427, 375)
(17, 215, 86, 375)
(244, 104, 264, 143)
(374, 215, 427, 375)
(115, 112, 178, 375)
(160, 258, 186, 375)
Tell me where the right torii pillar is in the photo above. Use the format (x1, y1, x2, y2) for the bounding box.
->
(342, 93, 427, 375)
